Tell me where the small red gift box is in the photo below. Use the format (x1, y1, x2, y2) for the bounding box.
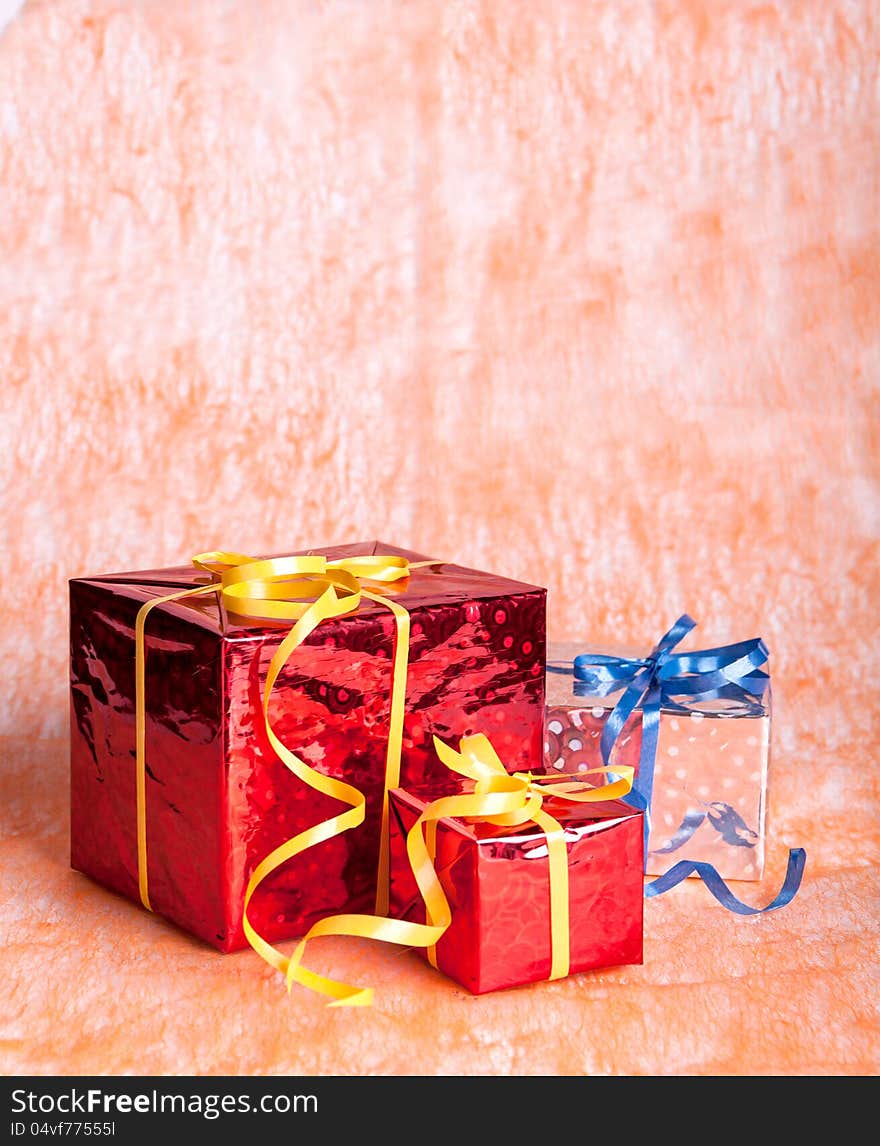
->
(69, 542, 546, 952)
(387, 754, 644, 995)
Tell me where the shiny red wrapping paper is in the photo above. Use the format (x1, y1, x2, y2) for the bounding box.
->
(388, 780, 644, 994)
(69, 541, 546, 952)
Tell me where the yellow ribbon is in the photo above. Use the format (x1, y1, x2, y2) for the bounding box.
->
(283, 733, 635, 1005)
(134, 550, 423, 952)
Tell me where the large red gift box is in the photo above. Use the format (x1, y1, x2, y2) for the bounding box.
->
(69, 541, 546, 951)
(388, 776, 644, 994)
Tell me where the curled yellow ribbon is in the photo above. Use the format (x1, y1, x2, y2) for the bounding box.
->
(284, 733, 635, 1005)
(133, 550, 422, 958)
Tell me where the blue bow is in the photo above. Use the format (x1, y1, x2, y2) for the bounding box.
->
(551, 616, 804, 914)
(571, 615, 769, 828)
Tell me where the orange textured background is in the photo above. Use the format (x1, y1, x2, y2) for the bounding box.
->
(1, 0, 878, 1076)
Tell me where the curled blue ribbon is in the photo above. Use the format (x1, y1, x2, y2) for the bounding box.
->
(644, 848, 806, 914)
(550, 615, 805, 912)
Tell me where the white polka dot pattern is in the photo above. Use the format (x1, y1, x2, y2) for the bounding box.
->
(545, 645, 770, 881)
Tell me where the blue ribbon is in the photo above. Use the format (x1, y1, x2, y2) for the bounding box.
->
(550, 615, 805, 913)
(645, 848, 806, 914)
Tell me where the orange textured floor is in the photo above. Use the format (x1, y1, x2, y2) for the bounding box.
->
(1, 1, 878, 1076)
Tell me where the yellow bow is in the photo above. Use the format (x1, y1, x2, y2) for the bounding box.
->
(283, 733, 635, 1005)
(134, 549, 428, 973)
